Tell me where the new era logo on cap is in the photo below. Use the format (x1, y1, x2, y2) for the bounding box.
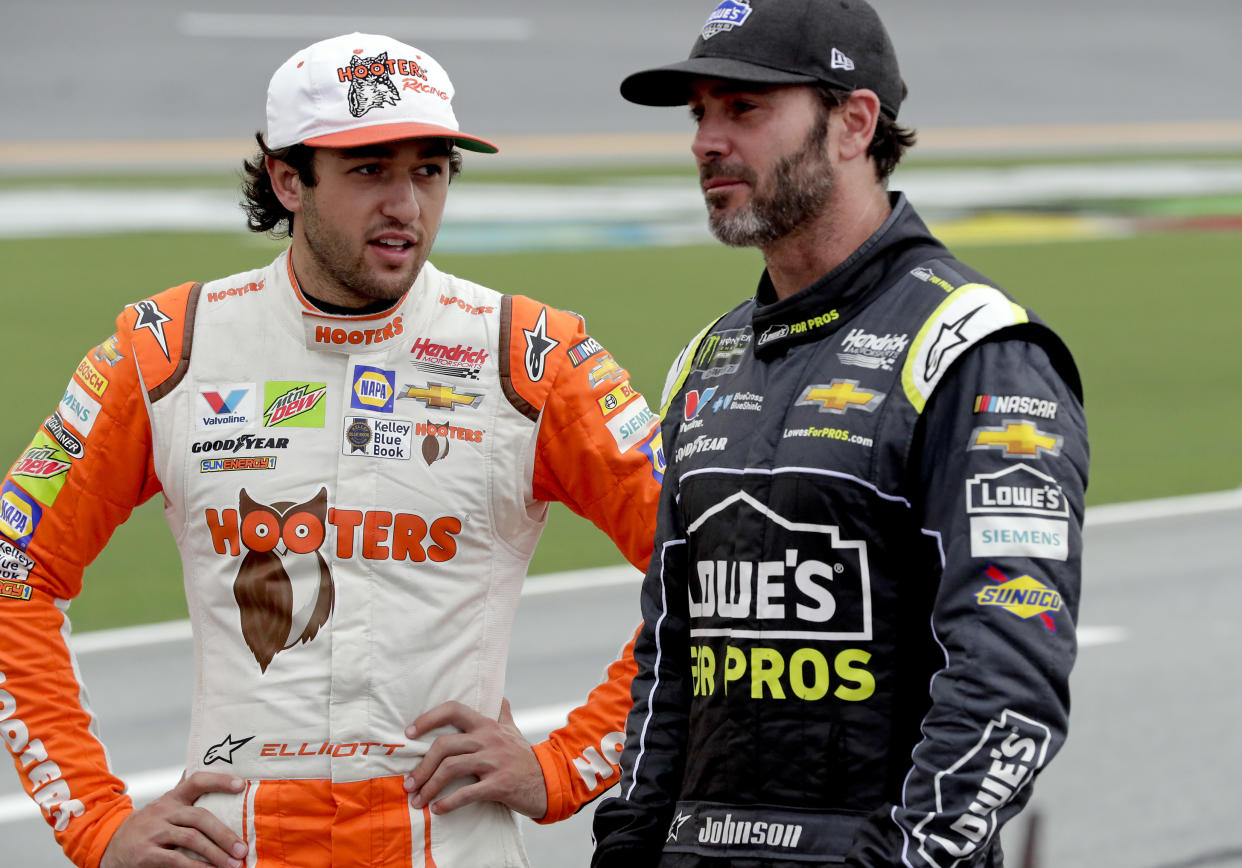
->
(831, 47, 855, 71)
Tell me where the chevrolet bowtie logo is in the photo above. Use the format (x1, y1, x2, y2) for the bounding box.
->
(399, 382, 483, 411)
(796, 379, 884, 414)
(588, 355, 624, 388)
(970, 421, 1062, 458)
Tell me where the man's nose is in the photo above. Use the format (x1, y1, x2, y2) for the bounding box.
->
(380, 177, 422, 224)
(691, 113, 732, 162)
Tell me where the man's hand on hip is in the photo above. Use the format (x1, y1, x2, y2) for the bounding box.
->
(101, 772, 249, 868)
(404, 698, 548, 819)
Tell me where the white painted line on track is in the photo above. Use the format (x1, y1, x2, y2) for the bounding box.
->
(1, 625, 1129, 825)
(1084, 487, 1242, 527)
(0, 703, 575, 825)
(178, 13, 535, 41)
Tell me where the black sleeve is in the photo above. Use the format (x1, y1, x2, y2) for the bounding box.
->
(849, 336, 1089, 867)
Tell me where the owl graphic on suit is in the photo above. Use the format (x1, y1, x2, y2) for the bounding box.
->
(232, 487, 335, 672)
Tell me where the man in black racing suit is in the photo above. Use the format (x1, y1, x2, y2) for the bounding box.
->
(591, 1, 1089, 865)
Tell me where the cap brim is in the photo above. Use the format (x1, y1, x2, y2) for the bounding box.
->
(621, 57, 819, 106)
(303, 122, 499, 154)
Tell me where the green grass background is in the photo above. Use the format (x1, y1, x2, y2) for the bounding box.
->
(2, 217, 1239, 630)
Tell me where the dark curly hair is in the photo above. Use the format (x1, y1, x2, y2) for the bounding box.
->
(240, 133, 465, 238)
(816, 85, 916, 184)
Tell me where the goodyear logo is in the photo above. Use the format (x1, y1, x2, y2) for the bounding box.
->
(0, 482, 42, 546)
(976, 565, 1061, 630)
(351, 365, 396, 413)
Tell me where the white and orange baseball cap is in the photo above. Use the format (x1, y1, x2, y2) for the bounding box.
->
(265, 33, 499, 153)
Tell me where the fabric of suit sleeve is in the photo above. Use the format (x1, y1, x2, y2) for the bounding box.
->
(848, 336, 1088, 867)
(589, 412, 694, 867)
(0, 318, 166, 868)
(500, 295, 664, 821)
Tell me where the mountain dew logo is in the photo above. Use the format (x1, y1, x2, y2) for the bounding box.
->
(264, 382, 328, 428)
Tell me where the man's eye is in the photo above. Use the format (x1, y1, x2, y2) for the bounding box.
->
(417, 164, 444, 177)
(731, 101, 756, 115)
(354, 164, 382, 176)
(688, 107, 705, 124)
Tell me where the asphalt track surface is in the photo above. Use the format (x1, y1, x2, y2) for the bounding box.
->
(3, 492, 1242, 867)
(3, 2, 1241, 865)
(2, 0, 1241, 170)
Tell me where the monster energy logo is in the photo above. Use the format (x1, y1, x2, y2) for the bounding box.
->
(694, 328, 751, 379)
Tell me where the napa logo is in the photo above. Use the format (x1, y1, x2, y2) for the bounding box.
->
(350, 365, 396, 413)
(1, 482, 42, 547)
(702, 0, 752, 39)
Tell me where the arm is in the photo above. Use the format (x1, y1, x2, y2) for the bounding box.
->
(850, 337, 1088, 866)
(406, 297, 665, 820)
(1, 287, 250, 868)
(590, 458, 693, 867)
(0, 324, 163, 866)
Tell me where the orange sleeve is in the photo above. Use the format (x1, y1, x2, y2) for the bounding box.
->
(501, 295, 663, 821)
(0, 283, 195, 867)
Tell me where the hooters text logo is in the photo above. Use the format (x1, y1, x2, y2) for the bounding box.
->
(311, 315, 404, 348)
(204, 488, 462, 671)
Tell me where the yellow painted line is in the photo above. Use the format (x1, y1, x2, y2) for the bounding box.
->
(928, 213, 1123, 246)
(2, 120, 1241, 169)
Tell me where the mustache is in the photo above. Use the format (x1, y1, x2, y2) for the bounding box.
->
(699, 160, 758, 189)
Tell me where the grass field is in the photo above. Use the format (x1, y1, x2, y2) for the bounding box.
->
(2, 205, 1239, 630)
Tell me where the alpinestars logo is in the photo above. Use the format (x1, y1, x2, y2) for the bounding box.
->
(523, 307, 559, 382)
(924, 306, 984, 381)
(203, 734, 254, 765)
(131, 300, 173, 361)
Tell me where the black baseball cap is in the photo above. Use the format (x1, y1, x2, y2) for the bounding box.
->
(621, 0, 906, 119)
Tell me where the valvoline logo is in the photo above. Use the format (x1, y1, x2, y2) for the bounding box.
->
(684, 387, 718, 422)
(350, 365, 396, 413)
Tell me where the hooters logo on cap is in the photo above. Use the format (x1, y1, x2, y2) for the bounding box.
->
(265, 33, 499, 154)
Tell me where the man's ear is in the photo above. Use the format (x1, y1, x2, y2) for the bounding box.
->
(266, 155, 305, 214)
(833, 89, 881, 163)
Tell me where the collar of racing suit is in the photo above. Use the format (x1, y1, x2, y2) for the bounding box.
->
(750, 192, 949, 359)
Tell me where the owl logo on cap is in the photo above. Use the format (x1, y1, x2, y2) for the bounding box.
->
(345, 51, 401, 118)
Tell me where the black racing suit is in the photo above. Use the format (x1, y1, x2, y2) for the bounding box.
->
(591, 195, 1088, 867)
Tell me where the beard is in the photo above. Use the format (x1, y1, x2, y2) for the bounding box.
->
(298, 192, 426, 306)
(702, 111, 834, 248)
